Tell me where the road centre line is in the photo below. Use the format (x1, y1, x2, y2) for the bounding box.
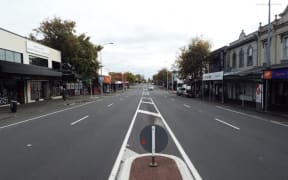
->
(108, 97, 142, 180)
(215, 118, 240, 130)
(184, 104, 191, 108)
(107, 103, 114, 107)
(0, 101, 95, 129)
(70, 115, 89, 126)
(150, 98, 202, 180)
(137, 109, 161, 117)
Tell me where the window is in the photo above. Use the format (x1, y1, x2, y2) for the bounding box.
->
(247, 46, 253, 66)
(52, 61, 61, 70)
(29, 55, 48, 67)
(6, 51, 14, 62)
(0, 48, 22, 63)
(232, 52, 236, 68)
(0, 49, 5, 60)
(239, 49, 244, 68)
(284, 37, 288, 59)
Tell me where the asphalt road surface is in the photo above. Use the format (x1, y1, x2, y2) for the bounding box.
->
(0, 84, 287, 180)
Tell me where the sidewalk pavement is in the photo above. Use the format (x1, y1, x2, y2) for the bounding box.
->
(0, 95, 100, 125)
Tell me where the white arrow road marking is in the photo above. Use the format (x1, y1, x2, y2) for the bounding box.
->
(107, 103, 114, 107)
(70, 115, 89, 126)
(215, 118, 240, 130)
(184, 104, 191, 108)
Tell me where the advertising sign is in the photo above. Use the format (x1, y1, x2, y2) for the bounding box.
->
(264, 69, 288, 79)
(255, 83, 262, 103)
(26, 40, 49, 57)
(203, 71, 224, 81)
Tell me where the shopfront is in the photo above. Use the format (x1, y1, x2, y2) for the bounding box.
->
(202, 71, 224, 102)
(264, 68, 288, 110)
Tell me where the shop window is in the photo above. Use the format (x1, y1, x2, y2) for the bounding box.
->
(232, 52, 236, 68)
(29, 55, 48, 67)
(247, 46, 253, 66)
(239, 48, 244, 68)
(284, 36, 288, 59)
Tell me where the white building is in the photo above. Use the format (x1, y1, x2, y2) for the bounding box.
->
(0, 28, 62, 105)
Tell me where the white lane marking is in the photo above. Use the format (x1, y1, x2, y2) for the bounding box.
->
(141, 101, 154, 105)
(137, 110, 161, 117)
(107, 103, 114, 107)
(215, 118, 240, 130)
(151, 99, 202, 180)
(0, 101, 95, 129)
(216, 106, 267, 121)
(184, 104, 191, 108)
(108, 97, 142, 180)
(70, 115, 89, 126)
(26, 144, 32, 147)
(96, 99, 104, 102)
(270, 121, 288, 127)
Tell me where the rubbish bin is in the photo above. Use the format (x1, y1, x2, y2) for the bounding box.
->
(10, 100, 17, 113)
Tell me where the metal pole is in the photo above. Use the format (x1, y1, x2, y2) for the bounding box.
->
(90, 79, 92, 98)
(166, 71, 168, 90)
(265, 0, 271, 111)
(100, 51, 103, 96)
(171, 72, 174, 91)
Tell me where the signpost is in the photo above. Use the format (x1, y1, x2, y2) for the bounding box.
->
(140, 124, 168, 167)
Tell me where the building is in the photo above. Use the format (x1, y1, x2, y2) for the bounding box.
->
(224, 30, 260, 107)
(0, 28, 62, 105)
(202, 46, 227, 102)
(259, 6, 288, 111)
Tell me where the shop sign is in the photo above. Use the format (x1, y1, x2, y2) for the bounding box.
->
(26, 40, 49, 57)
(264, 69, 288, 79)
(255, 83, 262, 103)
(203, 71, 223, 81)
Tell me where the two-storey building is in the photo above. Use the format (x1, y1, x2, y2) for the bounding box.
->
(0, 28, 62, 105)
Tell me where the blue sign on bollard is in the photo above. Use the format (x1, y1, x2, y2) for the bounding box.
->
(139, 124, 168, 153)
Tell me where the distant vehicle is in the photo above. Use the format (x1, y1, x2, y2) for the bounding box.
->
(176, 79, 184, 94)
(148, 85, 154, 91)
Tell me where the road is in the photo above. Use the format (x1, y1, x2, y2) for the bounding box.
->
(0, 85, 288, 180)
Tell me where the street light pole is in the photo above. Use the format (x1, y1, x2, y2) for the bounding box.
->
(99, 42, 114, 96)
(265, 0, 271, 111)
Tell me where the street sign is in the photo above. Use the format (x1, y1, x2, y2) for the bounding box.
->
(139, 124, 168, 153)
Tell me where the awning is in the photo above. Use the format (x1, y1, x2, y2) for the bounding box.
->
(0, 61, 62, 77)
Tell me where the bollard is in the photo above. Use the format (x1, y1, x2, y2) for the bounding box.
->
(10, 100, 17, 113)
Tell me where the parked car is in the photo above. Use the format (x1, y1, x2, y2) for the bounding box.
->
(176, 87, 185, 96)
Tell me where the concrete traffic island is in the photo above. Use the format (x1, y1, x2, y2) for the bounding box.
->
(117, 153, 194, 180)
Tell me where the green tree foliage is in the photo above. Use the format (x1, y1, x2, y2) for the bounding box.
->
(152, 68, 172, 86)
(176, 37, 211, 79)
(29, 17, 101, 78)
(124, 72, 136, 84)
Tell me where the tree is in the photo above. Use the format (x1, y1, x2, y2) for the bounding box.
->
(152, 68, 172, 87)
(124, 72, 136, 84)
(176, 37, 211, 80)
(29, 17, 101, 78)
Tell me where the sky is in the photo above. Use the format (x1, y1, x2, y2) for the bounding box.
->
(0, 0, 287, 78)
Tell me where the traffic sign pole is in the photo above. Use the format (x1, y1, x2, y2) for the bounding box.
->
(149, 125, 158, 167)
